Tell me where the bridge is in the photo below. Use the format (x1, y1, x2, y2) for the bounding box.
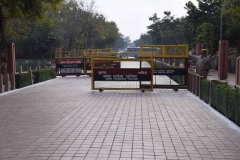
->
(0, 61, 240, 159)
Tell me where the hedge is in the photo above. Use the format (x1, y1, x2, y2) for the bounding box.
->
(200, 79, 210, 103)
(15, 68, 55, 89)
(210, 80, 240, 125)
(15, 72, 32, 89)
(32, 68, 55, 84)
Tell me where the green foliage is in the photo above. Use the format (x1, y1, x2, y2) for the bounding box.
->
(147, 12, 189, 45)
(0, 0, 64, 50)
(185, 0, 221, 51)
(47, 0, 120, 50)
(200, 79, 210, 103)
(112, 34, 131, 52)
(195, 23, 217, 54)
(32, 68, 55, 84)
(15, 72, 32, 89)
(210, 80, 240, 123)
(223, 0, 240, 25)
(134, 34, 152, 47)
(0, 0, 63, 20)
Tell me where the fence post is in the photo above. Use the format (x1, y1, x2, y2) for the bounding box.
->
(18, 65, 22, 73)
(4, 73, 9, 92)
(188, 73, 190, 91)
(190, 73, 193, 92)
(28, 70, 33, 85)
(0, 74, 3, 93)
(10, 72, 15, 90)
(192, 74, 195, 94)
(195, 75, 199, 96)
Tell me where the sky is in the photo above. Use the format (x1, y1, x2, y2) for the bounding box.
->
(94, 0, 198, 41)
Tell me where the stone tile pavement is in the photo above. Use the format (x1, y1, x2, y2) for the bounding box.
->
(0, 66, 240, 159)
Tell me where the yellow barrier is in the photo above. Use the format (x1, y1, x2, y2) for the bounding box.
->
(84, 48, 113, 57)
(140, 45, 188, 58)
(55, 50, 84, 59)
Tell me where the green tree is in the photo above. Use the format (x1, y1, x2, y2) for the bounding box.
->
(0, 0, 63, 71)
(112, 34, 131, 52)
(134, 34, 152, 47)
(195, 23, 216, 54)
(184, 0, 221, 51)
(223, 0, 240, 25)
(17, 22, 61, 63)
(147, 12, 188, 45)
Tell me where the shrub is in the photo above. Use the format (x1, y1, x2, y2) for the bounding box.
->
(32, 68, 55, 84)
(200, 79, 210, 103)
(15, 72, 32, 89)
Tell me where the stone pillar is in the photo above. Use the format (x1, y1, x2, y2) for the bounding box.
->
(192, 74, 195, 94)
(4, 73, 9, 92)
(37, 66, 41, 70)
(196, 44, 204, 56)
(7, 43, 16, 74)
(190, 73, 193, 93)
(0, 74, 3, 93)
(188, 73, 191, 91)
(18, 65, 22, 73)
(236, 57, 240, 85)
(10, 72, 15, 90)
(218, 40, 229, 80)
(196, 75, 200, 96)
(28, 71, 33, 85)
(7, 43, 15, 91)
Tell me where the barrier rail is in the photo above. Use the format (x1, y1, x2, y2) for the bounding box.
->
(140, 45, 188, 58)
(55, 51, 85, 77)
(91, 58, 153, 92)
(139, 45, 189, 90)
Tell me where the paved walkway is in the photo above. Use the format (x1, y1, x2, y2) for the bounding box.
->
(1, 64, 240, 160)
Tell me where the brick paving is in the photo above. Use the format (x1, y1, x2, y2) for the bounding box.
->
(0, 62, 240, 160)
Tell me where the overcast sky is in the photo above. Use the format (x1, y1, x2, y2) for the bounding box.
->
(94, 0, 198, 41)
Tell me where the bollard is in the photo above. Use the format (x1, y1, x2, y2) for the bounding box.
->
(0, 74, 3, 93)
(18, 65, 22, 73)
(28, 71, 33, 85)
(10, 72, 15, 90)
(4, 73, 9, 92)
